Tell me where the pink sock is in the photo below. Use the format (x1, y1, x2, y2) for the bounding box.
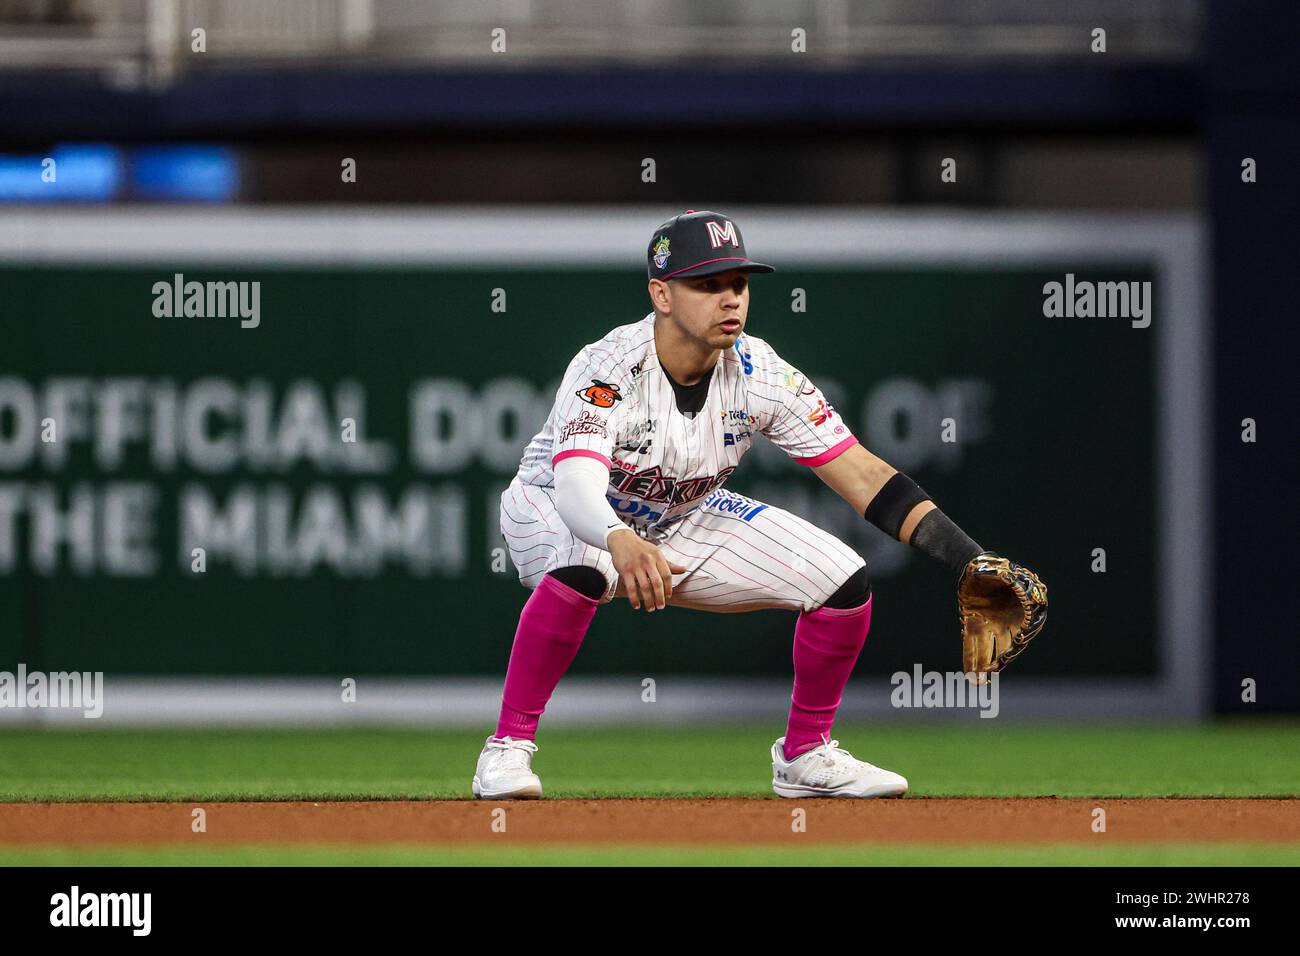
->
(783, 595, 873, 760)
(494, 573, 600, 740)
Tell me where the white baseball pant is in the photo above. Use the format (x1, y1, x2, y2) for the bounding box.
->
(500, 477, 866, 613)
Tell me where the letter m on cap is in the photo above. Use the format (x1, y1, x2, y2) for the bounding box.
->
(705, 220, 739, 249)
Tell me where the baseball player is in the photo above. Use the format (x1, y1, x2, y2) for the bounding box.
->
(476, 210, 1046, 800)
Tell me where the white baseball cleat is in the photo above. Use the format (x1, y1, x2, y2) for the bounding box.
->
(472, 735, 543, 800)
(770, 736, 909, 799)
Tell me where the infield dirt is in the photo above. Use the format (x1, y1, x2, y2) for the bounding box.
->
(2, 798, 1297, 847)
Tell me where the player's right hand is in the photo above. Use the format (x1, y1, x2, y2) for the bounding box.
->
(607, 530, 689, 613)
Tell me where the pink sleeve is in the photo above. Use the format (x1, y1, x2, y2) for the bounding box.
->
(792, 434, 859, 467)
(553, 448, 613, 470)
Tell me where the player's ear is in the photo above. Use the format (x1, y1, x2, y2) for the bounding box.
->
(648, 278, 671, 314)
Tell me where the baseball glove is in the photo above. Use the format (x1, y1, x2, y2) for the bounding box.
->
(957, 552, 1048, 684)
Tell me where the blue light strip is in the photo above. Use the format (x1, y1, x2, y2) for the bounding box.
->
(0, 143, 240, 203)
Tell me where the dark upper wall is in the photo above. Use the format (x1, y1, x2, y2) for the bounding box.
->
(1206, 0, 1299, 713)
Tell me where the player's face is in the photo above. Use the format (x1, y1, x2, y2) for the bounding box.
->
(662, 269, 750, 347)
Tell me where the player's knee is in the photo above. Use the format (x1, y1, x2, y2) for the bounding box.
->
(547, 565, 609, 601)
(820, 564, 871, 610)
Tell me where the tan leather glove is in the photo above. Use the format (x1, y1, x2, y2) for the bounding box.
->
(958, 552, 1049, 685)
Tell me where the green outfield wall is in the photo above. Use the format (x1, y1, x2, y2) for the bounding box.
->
(0, 263, 1156, 678)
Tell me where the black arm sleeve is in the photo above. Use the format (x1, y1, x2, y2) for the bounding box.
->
(909, 508, 984, 576)
(862, 471, 985, 575)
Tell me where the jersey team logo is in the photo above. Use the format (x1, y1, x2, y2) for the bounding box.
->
(608, 461, 739, 516)
(651, 236, 671, 270)
(576, 379, 623, 408)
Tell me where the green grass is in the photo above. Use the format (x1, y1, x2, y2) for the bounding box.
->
(0, 720, 1297, 801)
(0, 843, 1296, 867)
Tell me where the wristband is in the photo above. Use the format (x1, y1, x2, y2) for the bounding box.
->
(862, 472, 932, 539)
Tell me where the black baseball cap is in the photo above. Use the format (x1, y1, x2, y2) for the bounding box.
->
(646, 210, 775, 281)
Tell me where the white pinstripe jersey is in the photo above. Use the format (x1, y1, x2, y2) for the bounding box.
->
(514, 313, 858, 535)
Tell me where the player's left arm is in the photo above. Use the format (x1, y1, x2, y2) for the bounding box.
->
(807, 401, 1049, 681)
(811, 442, 982, 575)
(752, 337, 982, 574)
(811, 443, 936, 546)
